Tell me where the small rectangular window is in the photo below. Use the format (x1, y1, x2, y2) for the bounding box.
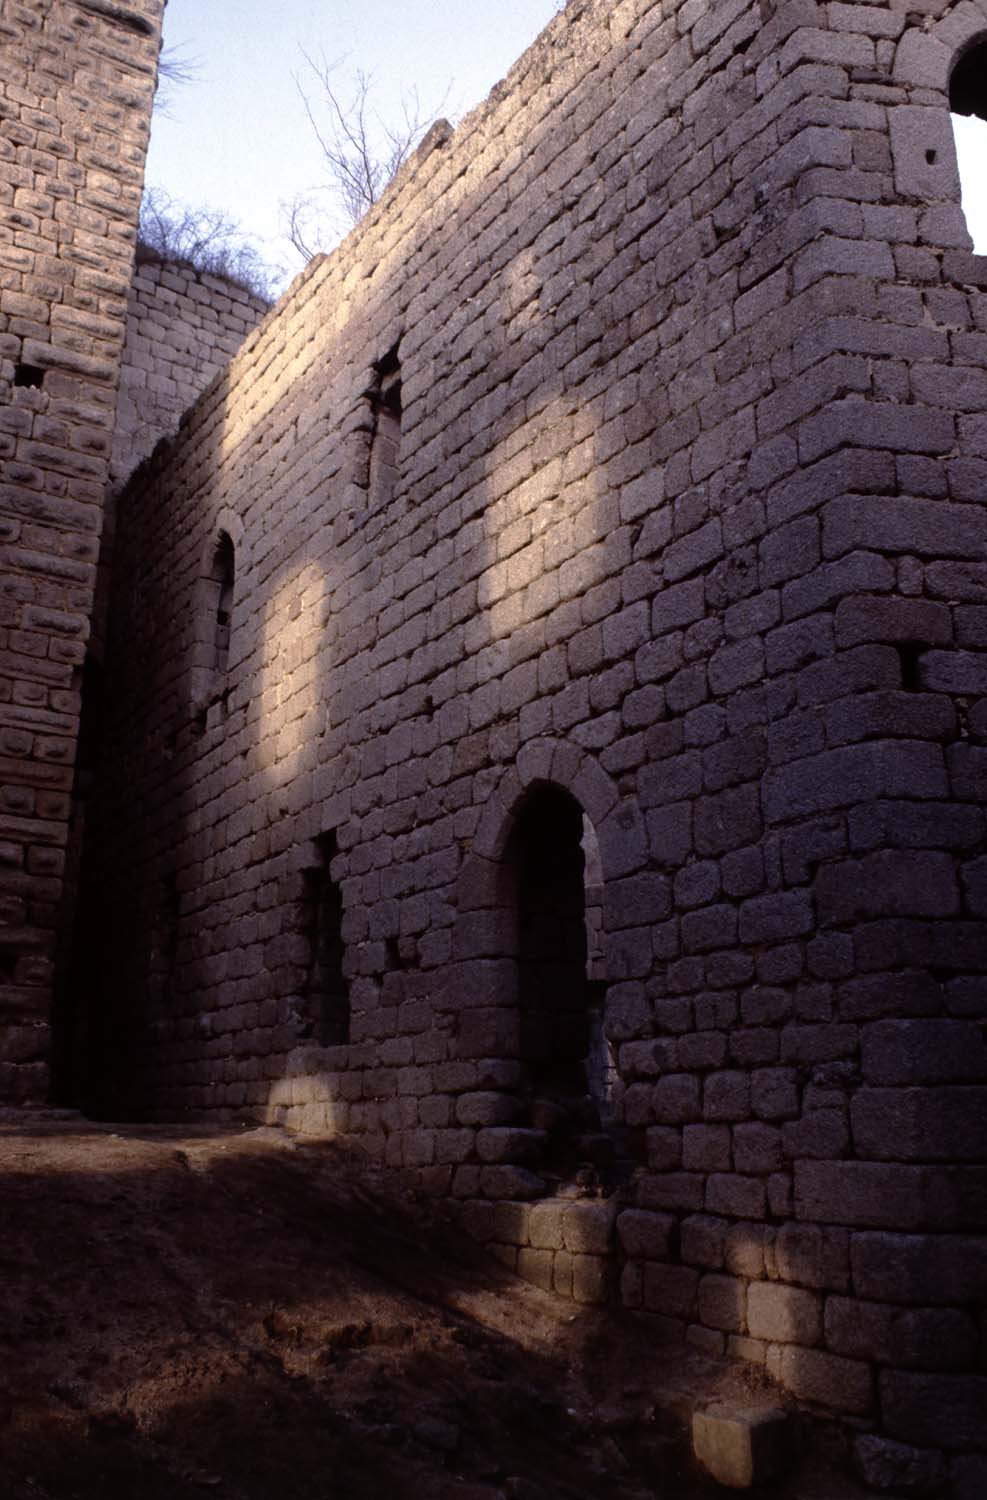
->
(14, 363, 45, 389)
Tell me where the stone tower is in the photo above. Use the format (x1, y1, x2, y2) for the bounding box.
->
(0, 0, 165, 1101)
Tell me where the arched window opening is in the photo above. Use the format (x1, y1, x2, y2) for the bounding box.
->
(366, 346, 402, 512)
(192, 531, 236, 730)
(506, 784, 616, 1177)
(301, 831, 349, 1046)
(950, 39, 987, 251)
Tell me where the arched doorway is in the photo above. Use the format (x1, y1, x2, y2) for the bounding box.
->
(503, 782, 616, 1177)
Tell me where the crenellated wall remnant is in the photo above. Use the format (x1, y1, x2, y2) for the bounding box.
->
(111, 252, 270, 488)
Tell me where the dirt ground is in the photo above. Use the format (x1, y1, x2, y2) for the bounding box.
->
(0, 1116, 868, 1499)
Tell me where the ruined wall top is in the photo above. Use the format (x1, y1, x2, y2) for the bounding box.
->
(112, 252, 270, 487)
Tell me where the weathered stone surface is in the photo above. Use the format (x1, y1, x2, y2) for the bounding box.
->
(747, 1283, 822, 1346)
(880, 1371, 987, 1453)
(692, 1404, 791, 1489)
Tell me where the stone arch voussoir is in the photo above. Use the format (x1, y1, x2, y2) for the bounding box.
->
(894, 2, 987, 91)
(205, 506, 246, 571)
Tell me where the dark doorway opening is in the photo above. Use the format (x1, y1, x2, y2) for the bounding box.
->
(504, 783, 616, 1178)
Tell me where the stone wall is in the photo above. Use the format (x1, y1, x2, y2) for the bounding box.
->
(90, 0, 987, 1485)
(111, 253, 269, 487)
(0, 0, 164, 1102)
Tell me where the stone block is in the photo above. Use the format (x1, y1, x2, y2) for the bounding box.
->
(880, 1371, 987, 1453)
(517, 1248, 554, 1294)
(683, 1123, 731, 1172)
(562, 1201, 617, 1255)
(794, 1161, 952, 1231)
(853, 1436, 947, 1496)
(824, 1295, 893, 1363)
(692, 1404, 791, 1490)
(479, 1167, 545, 1201)
(616, 1208, 676, 1260)
(861, 1020, 987, 1086)
(455, 1091, 521, 1127)
(681, 1214, 727, 1269)
(697, 1273, 746, 1333)
(851, 1087, 987, 1163)
(767, 1344, 872, 1416)
(890, 106, 962, 204)
(733, 1122, 782, 1174)
(891, 1307, 979, 1372)
(643, 1262, 699, 1319)
(704, 1070, 750, 1122)
(771, 1224, 850, 1292)
(751, 1068, 800, 1121)
(724, 1224, 771, 1279)
(706, 1174, 766, 1220)
(527, 1200, 566, 1251)
(748, 1282, 822, 1346)
(571, 1254, 610, 1305)
(850, 1231, 987, 1306)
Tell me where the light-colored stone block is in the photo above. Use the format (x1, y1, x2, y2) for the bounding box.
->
(692, 1404, 791, 1490)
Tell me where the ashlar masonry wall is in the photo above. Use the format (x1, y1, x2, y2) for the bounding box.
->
(91, 0, 987, 1485)
(0, 0, 164, 1102)
(111, 252, 269, 488)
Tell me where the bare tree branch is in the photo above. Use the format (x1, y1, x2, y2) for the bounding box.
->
(154, 44, 200, 118)
(138, 188, 280, 302)
(283, 54, 448, 261)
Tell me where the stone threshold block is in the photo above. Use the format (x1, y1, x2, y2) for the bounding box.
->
(693, 1403, 792, 1489)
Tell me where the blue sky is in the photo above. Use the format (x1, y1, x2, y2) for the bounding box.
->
(144, 0, 564, 282)
(144, 0, 987, 287)
(953, 115, 987, 251)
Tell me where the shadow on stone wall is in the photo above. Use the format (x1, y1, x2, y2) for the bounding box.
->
(0, 1122, 761, 1500)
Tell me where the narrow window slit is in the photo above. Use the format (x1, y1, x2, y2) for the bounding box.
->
(365, 346, 402, 512)
(211, 532, 235, 682)
(897, 641, 924, 693)
(302, 832, 349, 1046)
